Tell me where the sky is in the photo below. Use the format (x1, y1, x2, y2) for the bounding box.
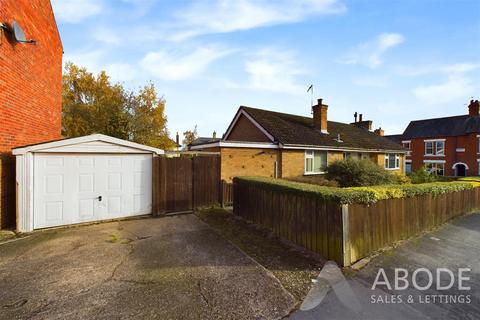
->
(51, 0, 480, 140)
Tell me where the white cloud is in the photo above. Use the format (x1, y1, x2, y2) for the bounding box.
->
(340, 33, 405, 68)
(245, 49, 305, 94)
(169, 0, 346, 41)
(64, 49, 105, 72)
(92, 28, 121, 45)
(140, 46, 233, 81)
(413, 75, 477, 105)
(104, 63, 137, 82)
(411, 62, 480, 105)
(51, 0, 103, 23)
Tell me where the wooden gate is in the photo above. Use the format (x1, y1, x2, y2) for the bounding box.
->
(152, 155, 221, 214)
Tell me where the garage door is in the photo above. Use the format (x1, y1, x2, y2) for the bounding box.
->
(33, 153, 152, 229)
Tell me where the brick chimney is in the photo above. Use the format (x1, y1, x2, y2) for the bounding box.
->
(468, 99, 479, 117)
(374, 127, 384, 136)
(312, 98, 328, 133)
(350, 114, 373, 131)
(175, 132, 179, 146)
(213, 131, 217, 139)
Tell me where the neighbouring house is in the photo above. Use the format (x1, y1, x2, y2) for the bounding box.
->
(188, 99, 406, 182)
(0, 0, 63, 228)
(386, 99, 480, 177)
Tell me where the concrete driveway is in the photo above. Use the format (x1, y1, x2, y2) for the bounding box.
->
(0, 215, 295, 320)
(292, 213, 480, 320)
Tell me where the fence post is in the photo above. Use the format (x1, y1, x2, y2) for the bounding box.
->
(342, 204, 351, 267)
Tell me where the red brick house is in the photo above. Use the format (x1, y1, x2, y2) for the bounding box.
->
(387, 100, 480, 177)
(0, 0, 63, 228)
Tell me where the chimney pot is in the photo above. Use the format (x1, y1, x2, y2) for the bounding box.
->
(354, 112, 358, 123)
(312, 98, 328, 133)
(213, 131, 216, 139)
(175, 132, 179, 145)
(359, 114, 363, 122)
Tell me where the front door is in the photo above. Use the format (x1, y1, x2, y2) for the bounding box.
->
(455, 164, 466, 177)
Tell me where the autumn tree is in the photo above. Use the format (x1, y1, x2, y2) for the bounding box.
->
(62, 62, 174, 150)
(182, 125, 198, 146)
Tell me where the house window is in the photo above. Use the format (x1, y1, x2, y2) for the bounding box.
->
(385, 154, 400, 170)
(425, 162, 445, 176)
(435, 141, 445, 155)
(478, 136, 480, 153)
(425, 141, 434, 155)
(424, 140, 445, 156)
(305, 150, 327, 174)
(402, 142, 411, 150)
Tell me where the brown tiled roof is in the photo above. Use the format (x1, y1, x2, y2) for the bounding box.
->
(240, 106, 405, 151)
(402, 115, 480, 139)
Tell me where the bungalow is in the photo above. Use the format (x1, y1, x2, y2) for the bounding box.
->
(189, 99, 406, 182)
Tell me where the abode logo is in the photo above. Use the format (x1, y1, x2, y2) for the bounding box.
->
(370, 267, 472, 304)
(300, 262, 473, 313)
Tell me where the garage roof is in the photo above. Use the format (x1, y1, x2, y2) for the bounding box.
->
(12, 134, 164, 155)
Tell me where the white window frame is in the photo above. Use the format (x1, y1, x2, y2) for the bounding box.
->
(304, 150, 328, 175)
(424, 139, 446, 156)
(424, 161, 445, 176)
(384, 154, 401, 170)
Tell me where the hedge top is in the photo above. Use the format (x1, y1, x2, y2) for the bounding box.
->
(233, 176, 480, 205)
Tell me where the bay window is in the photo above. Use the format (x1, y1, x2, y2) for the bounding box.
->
(305, 150, 327, 174)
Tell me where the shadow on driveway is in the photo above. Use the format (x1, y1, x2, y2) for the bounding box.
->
(0, 215, 295, 320)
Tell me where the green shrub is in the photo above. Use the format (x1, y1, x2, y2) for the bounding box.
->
(285, 175, 339, 187)
(233, 176, 479, 205)
(326, 159, 395, 187)
(409, 166, 438, 184)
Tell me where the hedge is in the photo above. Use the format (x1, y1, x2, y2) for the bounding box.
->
(234, 176, 480, 205)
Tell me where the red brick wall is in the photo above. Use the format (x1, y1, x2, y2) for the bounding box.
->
(406, 133, 479, 176)
(0, 0, 63, 228)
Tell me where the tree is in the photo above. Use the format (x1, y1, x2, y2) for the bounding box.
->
(182, 125, 198, 146)
(62, 62, 175, 150)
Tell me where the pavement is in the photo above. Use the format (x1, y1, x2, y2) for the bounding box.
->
(0, 214, 295, 320)
(291, 212, 480, 320)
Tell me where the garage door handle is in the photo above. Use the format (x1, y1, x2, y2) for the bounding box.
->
(98, 196, 102, 201)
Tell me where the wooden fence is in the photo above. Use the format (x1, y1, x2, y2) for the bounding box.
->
(345, 188, 480, 265)
(233, 180, 480, 266)
(233, 182, 344, 263)
(152, 155, 221, 215)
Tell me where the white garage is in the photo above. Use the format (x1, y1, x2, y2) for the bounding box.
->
(13, 134, 164, 232)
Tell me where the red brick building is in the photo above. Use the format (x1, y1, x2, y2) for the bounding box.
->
(0, 0, 63, 228)
(388, 100, 480, 177)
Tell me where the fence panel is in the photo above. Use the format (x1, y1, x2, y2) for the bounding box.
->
(152, 155, 221, 214)
(233, 181, 344, 264)
(346, 188, 480, 265)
